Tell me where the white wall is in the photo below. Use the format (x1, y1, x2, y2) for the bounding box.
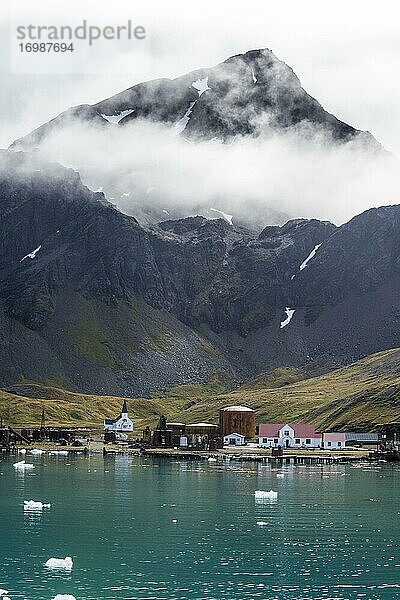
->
(258, 436, 321, 448)
(224, 434, 245, 446)
(323, 439, 344, 450)
(104, 417, 133, 432)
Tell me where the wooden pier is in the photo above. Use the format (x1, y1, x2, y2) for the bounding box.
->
(142, 449, 367, 464)
(0, 425, 31, 452)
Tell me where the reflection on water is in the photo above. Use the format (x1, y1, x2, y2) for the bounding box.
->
(0, 454, 400, 599)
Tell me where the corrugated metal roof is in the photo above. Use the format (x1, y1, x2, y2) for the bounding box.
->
(259, 423, 320, 438)
(186, 423, 219, 427)
(345, 432, 378, 442)
(221, 406, 254, 412)
(259, 424, 285, 437)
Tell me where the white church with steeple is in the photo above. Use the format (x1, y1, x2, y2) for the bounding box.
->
(104, 400, 133, 432)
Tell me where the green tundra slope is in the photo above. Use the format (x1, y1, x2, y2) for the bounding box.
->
(1, 348, 400, 432)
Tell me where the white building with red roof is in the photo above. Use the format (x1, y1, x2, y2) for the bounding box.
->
(258, 423, 322, 449)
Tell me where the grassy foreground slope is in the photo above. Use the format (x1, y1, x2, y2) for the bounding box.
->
(1, 349, 400, 431)
(185, 349, 400, 431)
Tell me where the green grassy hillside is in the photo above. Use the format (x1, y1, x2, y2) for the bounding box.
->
(2, 348, 400, 431)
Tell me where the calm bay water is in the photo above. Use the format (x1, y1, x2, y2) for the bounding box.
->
(0, 453, 400, 600)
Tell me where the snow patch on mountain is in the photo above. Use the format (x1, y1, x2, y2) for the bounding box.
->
(280, 307, 295, 329)
(175, 101, 197, 134)
(210, 208, 233, 225)
(192, 77, 210, 97)
(292, 244, 322, 279)
(299, 244, 321, 271)
(20, 245, 42, 262)
(100, 109, 134, 124)
(251, 68, 257, 84)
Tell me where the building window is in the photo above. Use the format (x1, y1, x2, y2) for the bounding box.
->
(306, 438, 311, 444)
(284, 430, 290, 436)
(327, 441, 331, 447)
(262, 438, 268, 443)
(274, 438, 278, 444)
(295, 438, 300, 444)
(338, 441, 342, 447)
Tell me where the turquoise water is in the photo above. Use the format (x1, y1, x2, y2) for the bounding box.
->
(1, 454, 400, 600)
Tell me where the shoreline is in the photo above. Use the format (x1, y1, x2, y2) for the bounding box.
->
(2, 442, 374, 463)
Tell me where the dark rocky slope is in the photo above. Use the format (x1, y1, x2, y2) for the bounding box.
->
(1, 151, 400, 395)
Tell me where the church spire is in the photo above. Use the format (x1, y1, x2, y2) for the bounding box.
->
(122, 399, 128, 415)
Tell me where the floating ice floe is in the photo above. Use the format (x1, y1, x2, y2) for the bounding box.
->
(276, 473, 285, 478)
(24, 500, 51, 512)
(49, 451, 69, 456)
(13, 460, 34, 470)
(100, 109, 134, 124)
(280, 307, 295, 329)
(255, 490, 278, 500)
(29, 449, 44, 455)
(52, 595, 76, 600)
(208, 457, 217, 462)
(192, 76, 210, 97)
(20, 245, 42, 262)
(210, 208, 233, 225)
(45, 557, 73, 571)
(18, 449, 26, 454)
(0, 590, 9, 596)
(256, 521, 268, 526)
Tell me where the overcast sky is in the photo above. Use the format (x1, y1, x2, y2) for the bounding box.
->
(1, 0, 400, 153)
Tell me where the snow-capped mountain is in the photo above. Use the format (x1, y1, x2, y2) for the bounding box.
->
(8, 49, 387, 231)
(11, 49, 381, 150)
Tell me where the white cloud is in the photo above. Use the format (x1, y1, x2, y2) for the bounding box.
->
(28, 116, 400, 226)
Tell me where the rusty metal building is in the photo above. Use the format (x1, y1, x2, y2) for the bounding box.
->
(185, 423, 219, 437)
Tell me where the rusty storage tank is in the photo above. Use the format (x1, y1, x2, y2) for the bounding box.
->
(219, 406, 255, 439)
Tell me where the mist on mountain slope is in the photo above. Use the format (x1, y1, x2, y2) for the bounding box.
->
(21, 113, 399, 228)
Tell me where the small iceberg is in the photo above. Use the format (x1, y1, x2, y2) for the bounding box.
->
(13, 460, 34, 470)
(254, 490, 278, 501)
(29, 449, 44, 455)
(24, 500, 51, 512)
(0, 590, 9, 596)
(256, 521, 268, 526)
(52, 596, 76, 600)
(18, 449, 26, 454)
(208, 457, 217, 462)
(276, 473, 285, 478)
(45, 557, 73, 571)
